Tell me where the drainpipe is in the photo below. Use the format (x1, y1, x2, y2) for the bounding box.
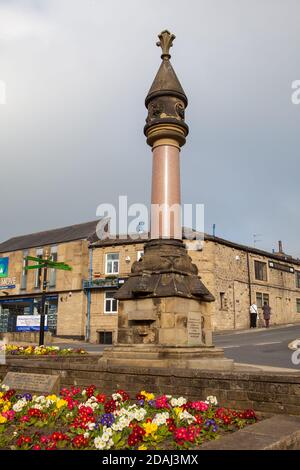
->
(85, 247, 93, 342)
(247, 251, 252, 306)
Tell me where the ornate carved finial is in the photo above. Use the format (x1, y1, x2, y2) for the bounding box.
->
(156, 30, 175, 60)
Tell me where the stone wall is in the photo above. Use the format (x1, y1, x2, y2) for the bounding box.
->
(1, 359, 299, 415)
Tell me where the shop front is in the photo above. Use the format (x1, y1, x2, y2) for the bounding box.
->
(0, 295, 58, 334)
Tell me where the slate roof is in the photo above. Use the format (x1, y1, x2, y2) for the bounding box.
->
(0, 220, 100, 253)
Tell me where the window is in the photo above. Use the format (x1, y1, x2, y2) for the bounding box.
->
(297, 299, 300, 313)
(296, 271, 300, 289)
(99, 331, 113, 345)
(34, 248, 43, 288)
(104, 291, 118, 313)
(220, 292, 226, 310)
(256, 292, 269, 308)
(21, 250, 29, 290)
(105, 253, 119, 274)
(49, 246, 57, 288)
(137, 250, 144, 261)
(254, 261, 267, 281)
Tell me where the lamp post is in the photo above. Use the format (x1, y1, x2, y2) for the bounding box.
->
(25, 252, 72, 346)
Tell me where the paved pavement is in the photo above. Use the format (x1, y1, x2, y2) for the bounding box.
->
(52, 324, 300, 370)
(213, 324, 300, 370)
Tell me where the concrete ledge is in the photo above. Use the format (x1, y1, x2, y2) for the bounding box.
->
(200, 415, 300, 450)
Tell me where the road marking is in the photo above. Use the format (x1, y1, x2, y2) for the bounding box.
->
(253, 341, 282, 346)
(221, 345, 241, 349)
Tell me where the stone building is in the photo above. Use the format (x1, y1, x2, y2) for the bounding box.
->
(0, 220, 99, 339)
(1, 220, 300, 343)
(87, 233, 300, 343)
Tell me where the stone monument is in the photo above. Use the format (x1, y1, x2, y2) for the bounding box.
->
(99, 31, 233, 370)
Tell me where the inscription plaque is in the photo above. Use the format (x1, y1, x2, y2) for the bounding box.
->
(187, 312, 202, 345)
(2, 372, 60, 395)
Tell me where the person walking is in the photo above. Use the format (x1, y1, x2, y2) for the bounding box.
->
(249, 303, 258, 328)
(262, 302, 271, 328)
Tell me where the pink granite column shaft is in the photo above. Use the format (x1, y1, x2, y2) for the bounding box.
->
(151, 144, 181, 239)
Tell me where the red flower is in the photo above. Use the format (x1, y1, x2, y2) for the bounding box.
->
(104, 399, 117, 413)
(116, 389, 130, 402)
(96, 393, 106, 404)
(33, 445, 41, 450)
(86, 385, 96, 398)
(127, 425, 145, 447)
(72, 435, 89, 449)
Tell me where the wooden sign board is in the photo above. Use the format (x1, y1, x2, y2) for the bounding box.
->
(2, 372, 60, 395)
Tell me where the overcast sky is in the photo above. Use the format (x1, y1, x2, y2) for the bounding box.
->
(0, 0, 299, 256)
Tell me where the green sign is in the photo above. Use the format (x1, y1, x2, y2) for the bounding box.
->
(0, 257, 9, 278)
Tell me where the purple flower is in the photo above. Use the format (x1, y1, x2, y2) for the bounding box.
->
(99, 413, 115, 427)
(23, 393, 32, 401)
(137, 399, 145, 406)
(148, 400, 155, 407)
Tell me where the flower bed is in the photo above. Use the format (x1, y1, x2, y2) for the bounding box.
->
(1, 345, 87, 356)
(0, 384, 257, 450)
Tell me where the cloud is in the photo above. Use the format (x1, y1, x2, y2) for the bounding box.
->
(0, 0, 299, 258)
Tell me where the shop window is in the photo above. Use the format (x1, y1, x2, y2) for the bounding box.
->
(105, 253, 119, 275)
(104, 291, 118, 313)
(256, 292, 269, 308)
(99, 331, 113, 345)
(254, 261, 267, 281)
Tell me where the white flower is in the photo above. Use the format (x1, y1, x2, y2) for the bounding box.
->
(205, 395, 218, 406)
(84, 432, 90, 438)
(112, 393, 123, 402)
(12, 399, 27, 412)
(152, 412, 169, 426)
(170, 397, 187, 407)
(87, 422, 96, 430)
(82, 390, 87, 396)
(179, 410, 195, 424)
(0, 384, 9, 391)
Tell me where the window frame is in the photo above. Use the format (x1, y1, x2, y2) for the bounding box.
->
(104, 291, 118, 314)
(256, 292, 269, 308)
(34, 248, 43, 289)
(296, 271, 300, 289)
(105, 253, 119, 275)
(296, 299, 300, 313)
(254, 260, 268, 282)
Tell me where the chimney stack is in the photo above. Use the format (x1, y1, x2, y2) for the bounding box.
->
(278, 240, 283, 253)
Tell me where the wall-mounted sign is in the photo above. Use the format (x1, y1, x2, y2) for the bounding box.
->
(269, 261, 294, 273)
(16, 315, 48, 332)
(0, 257, 9, 278)
(0, 277, 16, 290)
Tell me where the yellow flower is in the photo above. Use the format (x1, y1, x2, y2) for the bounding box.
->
(56, 399, 67, 409)
(2, 402, 11, 412)
(140, 391, 155, 401)
(0, 415, 7, 424)
(46, 394, 57, 402)
(0, 392, 3, 399)
(174, 407, 182, 416)
(138, 444, 148, 450)
(142, 422, 158, 437)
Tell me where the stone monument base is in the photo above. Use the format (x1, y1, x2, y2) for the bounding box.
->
(98, 344, 234, 370)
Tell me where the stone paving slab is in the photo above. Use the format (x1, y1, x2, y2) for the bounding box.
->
(200, 415, 300, 450)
